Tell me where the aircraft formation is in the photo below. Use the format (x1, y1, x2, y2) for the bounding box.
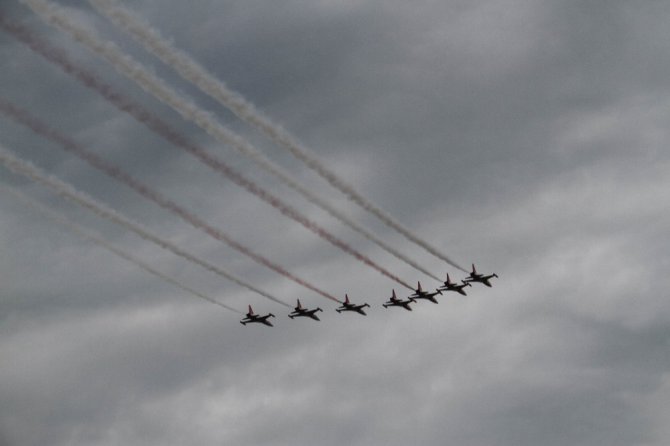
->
(0, 2, 499, 328)
(240, 265, 498, 327)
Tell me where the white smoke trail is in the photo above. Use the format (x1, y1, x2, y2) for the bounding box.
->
(24, 0, 438, 281)
(86, 0, 467, 273)
(1, 185, 241, 313)
(0, 146, 290, 308)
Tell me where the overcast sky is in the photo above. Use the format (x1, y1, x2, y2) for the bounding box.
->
(1, 0, 670, 445)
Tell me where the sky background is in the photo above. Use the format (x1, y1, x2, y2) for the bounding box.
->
(1, 0, 669, 445)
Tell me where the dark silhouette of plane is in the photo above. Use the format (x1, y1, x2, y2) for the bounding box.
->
(409, 281, 442, 304)
(288, 299, 323, 321)
(383, 289, 414, 311)
(438, 273, 472, 295)
(336, 294, 370, 315)
(240, 305, 275, 326)
(463, 264, 498, 287)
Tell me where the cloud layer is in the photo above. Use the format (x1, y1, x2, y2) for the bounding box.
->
(1, 1, 669, 445)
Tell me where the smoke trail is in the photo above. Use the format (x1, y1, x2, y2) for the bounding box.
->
(0, 146, 291, 308)
(0, 28, 339, 303)
(5, 6, 414, 290)
(1, 185, 241, 313)
(86, 0, 440, 282)
(87, 0, 467, 273)
(0, 99, 340, 303)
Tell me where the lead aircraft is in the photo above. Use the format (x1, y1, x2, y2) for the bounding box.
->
(240, 305, 275, 327)
(438, 273, 472, 295)
(288, 299, 323, 321)
(409, 281, 442, 304)
(383, 289, 414, 311)
(463, 264, 498, 287)
(336, 294, 370, 315)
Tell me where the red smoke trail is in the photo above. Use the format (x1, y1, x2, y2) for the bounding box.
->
(0, 16, 413, 291)
(0, 98, 340, 304)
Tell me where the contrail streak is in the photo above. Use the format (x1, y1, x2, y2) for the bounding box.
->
(0, 99, 340, 304)
(1, 185, 241, 313)
(87, 0, 467, 273)
(6, 6, 414, 290)
(0, 145, 291, 308)
(86, 1, 440, 282)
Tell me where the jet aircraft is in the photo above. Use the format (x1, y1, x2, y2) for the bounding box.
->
(240, 305, 275, 327)
(409, 281, 442, 304)
(438, 273, 472, 296)
(383, 289, 414, 311)
(288, 299, 323, 321)
(336, 294, 370, 315)
(463, 264, 498, 287)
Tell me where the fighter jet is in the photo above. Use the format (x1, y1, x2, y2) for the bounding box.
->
(463, 264, 498, 287)
(438, 273, 472, 296)
(240, 305, 275, 327)
(288, 299, 323, 321)
(409, 281, 442, 304)
(383, 289, 414, 311)
(336, 294, 370, 315)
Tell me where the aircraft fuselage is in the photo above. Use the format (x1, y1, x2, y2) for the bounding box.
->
(336, 303, 370, 315)
(465, 273, 498, 287)
(240, 313, 275, 327)
(289, 308, 322, 321)
(439, 281, 471, 295)
(383, 299, 413, 311)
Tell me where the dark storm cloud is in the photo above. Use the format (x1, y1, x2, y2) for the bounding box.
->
(2, 0, 670, 445)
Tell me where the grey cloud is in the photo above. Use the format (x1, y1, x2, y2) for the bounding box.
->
(2, 0, 670, 445)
